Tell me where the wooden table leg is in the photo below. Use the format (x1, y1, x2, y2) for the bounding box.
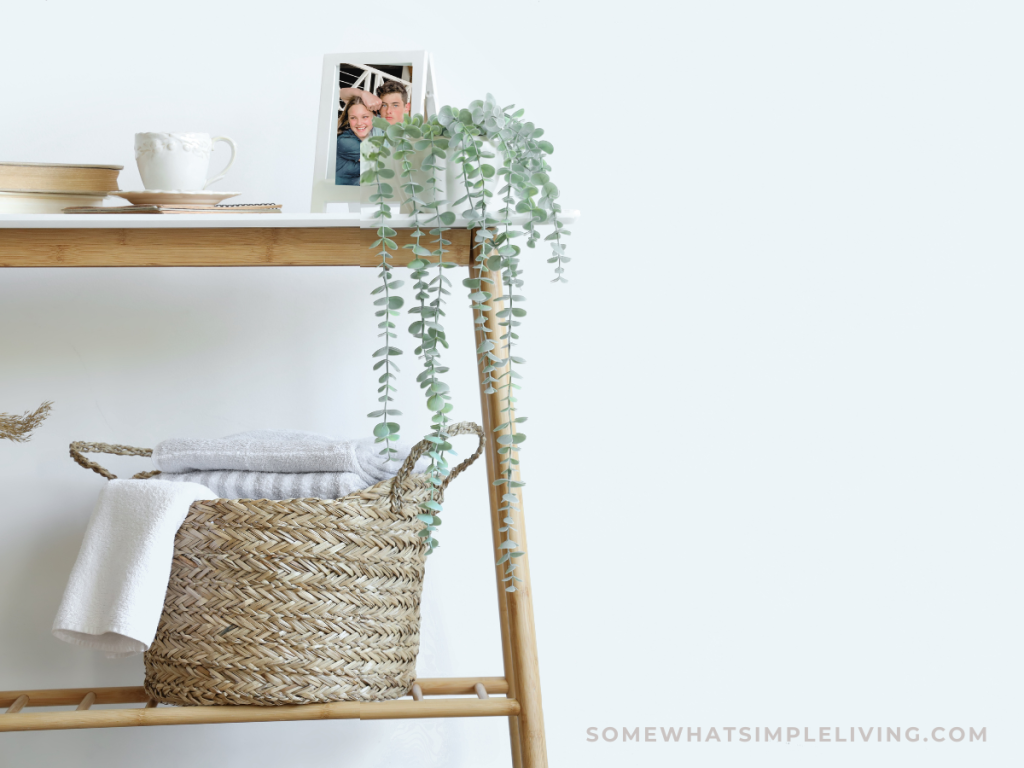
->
(475, 295, 525, 768)
(470, 255, 547, 768)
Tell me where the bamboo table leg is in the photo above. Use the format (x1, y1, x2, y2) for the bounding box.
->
(470, 256, 548, 768)
(475, 294, 524, 768)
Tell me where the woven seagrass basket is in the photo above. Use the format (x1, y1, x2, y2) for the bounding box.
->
(69, 421, 484, 707)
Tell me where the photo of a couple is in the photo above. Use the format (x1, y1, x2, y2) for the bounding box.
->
(335, 64, 413, 186)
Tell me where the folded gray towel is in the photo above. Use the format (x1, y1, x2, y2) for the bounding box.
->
(152, 432, 401, 485)
(156, 469, 373, 501)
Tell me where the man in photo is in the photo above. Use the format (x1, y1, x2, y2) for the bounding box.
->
(375, 81, 410, 125)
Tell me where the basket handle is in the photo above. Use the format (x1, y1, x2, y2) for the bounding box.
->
(389, 422, 486, 512)
(69, 441, 162, 481)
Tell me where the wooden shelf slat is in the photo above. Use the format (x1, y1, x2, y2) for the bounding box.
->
(0, 677, 508, 710)
(0, 694, 518, 733)
(0, 228, 472, 268)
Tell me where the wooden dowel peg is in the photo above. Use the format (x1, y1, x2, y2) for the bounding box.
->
(5, 695, 28, 714)
(474, 683, 489, 700)
(75, 693, 96, 711)
(410, 684, 423, 702)
(416, 677, 507, 696)
(0, 686, 149, 709)
(143, 699, 157, 708)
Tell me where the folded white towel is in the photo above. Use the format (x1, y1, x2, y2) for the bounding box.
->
(53, 479, 217, 658)
(157, 469, 371, 501)
(152, 432, 402, 484)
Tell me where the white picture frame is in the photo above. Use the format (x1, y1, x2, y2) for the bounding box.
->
(310, 51, 438, 213)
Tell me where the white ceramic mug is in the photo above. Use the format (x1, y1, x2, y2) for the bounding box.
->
(134, 132, 237, 191)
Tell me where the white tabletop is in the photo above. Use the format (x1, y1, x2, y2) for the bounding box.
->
(0, 211, 579, 229)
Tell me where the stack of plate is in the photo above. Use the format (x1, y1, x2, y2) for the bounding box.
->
(0, 162, 122, 213)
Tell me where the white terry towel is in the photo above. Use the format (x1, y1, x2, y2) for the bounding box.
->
(157, 469, 371, 501)
(152, 432, 403, 485)
(53, 479, 216, 658)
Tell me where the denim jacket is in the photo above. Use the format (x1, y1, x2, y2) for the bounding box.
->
(336, 128, 362, 186)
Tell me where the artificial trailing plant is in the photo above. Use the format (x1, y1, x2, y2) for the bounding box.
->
(362, 96, 571, 588)
(363, 122, 404, 463)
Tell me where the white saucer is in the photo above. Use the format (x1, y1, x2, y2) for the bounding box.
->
(111, 190, 240, 207)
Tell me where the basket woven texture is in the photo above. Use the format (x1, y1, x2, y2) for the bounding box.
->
(69, 421, 485, 707)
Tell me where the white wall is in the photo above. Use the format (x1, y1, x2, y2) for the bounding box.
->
(2, 1, 1021, 766)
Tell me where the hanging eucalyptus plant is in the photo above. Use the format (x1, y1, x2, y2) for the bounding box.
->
(361, 95, 570, 589)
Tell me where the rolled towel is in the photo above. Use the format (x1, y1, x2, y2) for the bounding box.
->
(157, 469, 371, 501)
(53, 479, 217, 658)
(153, 432, 405, 485)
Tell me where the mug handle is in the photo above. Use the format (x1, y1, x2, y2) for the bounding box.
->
(204, 136, 237, 189)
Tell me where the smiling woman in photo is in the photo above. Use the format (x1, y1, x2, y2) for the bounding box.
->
(335, 96, 380, 186)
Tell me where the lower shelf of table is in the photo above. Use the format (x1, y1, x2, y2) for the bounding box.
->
(0, 677, 515, 732)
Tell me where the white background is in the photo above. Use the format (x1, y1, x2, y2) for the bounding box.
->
(1, 1, 1021, 766)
